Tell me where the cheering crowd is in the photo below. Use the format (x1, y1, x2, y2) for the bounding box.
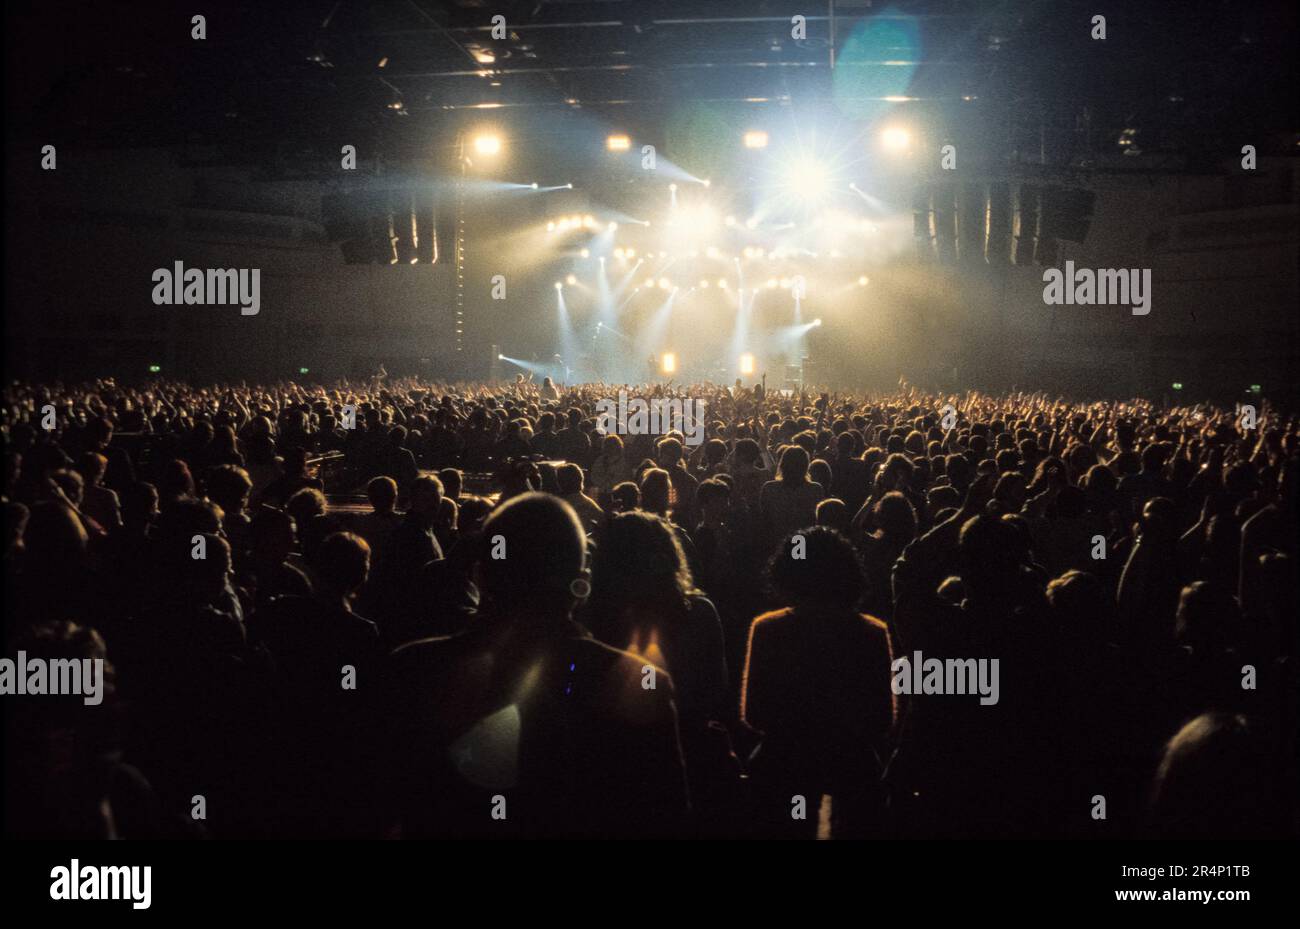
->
(3, 375, 1297, 838)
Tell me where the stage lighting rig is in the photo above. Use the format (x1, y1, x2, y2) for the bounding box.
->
(786, 156, 832, 202)
(473, 133, 502, 156)
(881, 126, 912, 153)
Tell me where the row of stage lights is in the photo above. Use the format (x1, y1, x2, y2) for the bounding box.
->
(468, 122, 913, 167)
(605, 130, 768, 153)
(602, 128, 908, 154)
(547, 215, 608, 233)
(547, 213, 880, 237)
(650, 337, 825, 378)
(582, 247, 866, 261)
(554, 275, 869, 291)
(498, 352, 754, 376)
(660, 351, 763, 376)
(497, 350, 812, 378)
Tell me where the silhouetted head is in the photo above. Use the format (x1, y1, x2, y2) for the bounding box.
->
(251, 507, 295, 562)
(477, 492, 586, 619)
(875, 491, 917, 542)
(1046, 569, 1107, 643)
(21, 501, 88, 572)
(557, 462, 584, 495)
(438, 468, 463, 500)
(206, 465, 252, 517)
(600, 433, 624, 458)
(767, 526, 865, 610)
(409, 474, 444, 516)
(610, 481, 641, 512)
(733, 438, 761, 467)
(639, 468, 671, 516)
(183, 533, 233, 605)
(1150, 713, 1283, 839)
(1175, 580, 1242, 654)
(76, 452, 108, 487)
(958, 515, 1022, 603)
(312, 532, 370, 601)
(590, 511, 693, 615)
(1140, 496, 1178, 540)
(366, 476, 398, 514)
(656, 437, 684, 466)
(815, 497, 849, 533)
(696, 478, 730, 522)
(808, 458, 831, 489)
(778, 445, 810, 484)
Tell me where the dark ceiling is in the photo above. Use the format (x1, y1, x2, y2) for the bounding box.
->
(6, 0, 1298, 169)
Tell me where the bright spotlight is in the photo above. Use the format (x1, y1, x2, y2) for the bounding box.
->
(858, 275, 869, 286)
(614, 248, 626, 259)
(531, 182, 539, 189)
(645, 277, 656, 288)
(546, 221, 555, 232)
(699, 280, 709, 288)
(608, 221, 618, 231)
(743, 130, 769, 149)
(554, 281, 563, 290)
(718, 279, 728, 288)
(606, 133, 631, 152)
(882, 126, 912, 152)
(473, 133, 502, 156)
(661, 353, 677, 375)
(658, 278, 671, 290)
(669, 183, 678, 192)
(675, 204, 720, 233)
(813, 318, 823, 327)
(739, 353, 756, 375)
(566, 274, 577, 285)
(579, 249, 589, 258)
(498, 353, 505, 360)
(786, 156, 832, 201)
